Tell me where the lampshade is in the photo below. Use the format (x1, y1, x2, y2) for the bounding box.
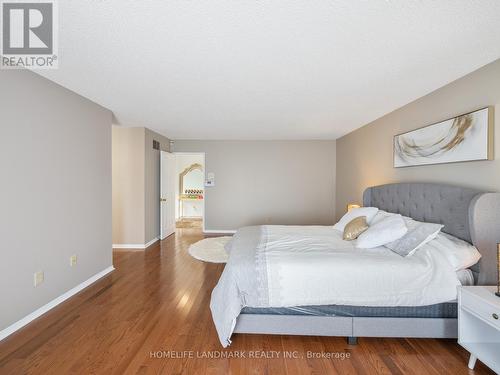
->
(347, 204, 361, 212)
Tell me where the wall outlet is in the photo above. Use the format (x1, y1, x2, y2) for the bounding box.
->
(34, 271, 44, 287)
(70, 255, 77, 267)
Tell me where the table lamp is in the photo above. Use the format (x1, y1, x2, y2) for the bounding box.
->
(347, 203, 361, 212)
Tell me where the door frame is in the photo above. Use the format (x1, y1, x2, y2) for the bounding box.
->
(173, 152, 207, 233)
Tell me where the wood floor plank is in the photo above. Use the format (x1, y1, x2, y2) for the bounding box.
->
(0, 227, 495, 375)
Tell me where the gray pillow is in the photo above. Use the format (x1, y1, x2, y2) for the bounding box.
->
(385, 219, 443, 257)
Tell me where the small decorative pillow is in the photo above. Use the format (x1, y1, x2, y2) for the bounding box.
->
(333, 207, 379, 232)
(356, 214, 408, 249)
(343, 216, 368, 241)
(385, 219, 443, 257)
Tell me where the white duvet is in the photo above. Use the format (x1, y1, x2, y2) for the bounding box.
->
(210, 225, 461, 347)
(263, 226, 460, 307)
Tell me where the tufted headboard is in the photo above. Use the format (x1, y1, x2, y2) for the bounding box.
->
(363, 183, 500, 285)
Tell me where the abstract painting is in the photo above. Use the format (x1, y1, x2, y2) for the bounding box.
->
(394, 107, 493, 168)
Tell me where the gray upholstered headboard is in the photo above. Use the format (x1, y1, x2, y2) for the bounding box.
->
(363, 183, 500, 285)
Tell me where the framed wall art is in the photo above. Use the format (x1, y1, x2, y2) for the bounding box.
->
(394, 107, 493, 168)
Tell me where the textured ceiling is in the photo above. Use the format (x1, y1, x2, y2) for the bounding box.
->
(38, 1, 500, 140)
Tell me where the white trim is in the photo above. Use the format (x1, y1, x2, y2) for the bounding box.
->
(112, 244, 146, 250)
(144, 237, 160, 248)
(203, 229, 237, 234)
(0, 266, 115, 342)
(113, 237, 159, 250)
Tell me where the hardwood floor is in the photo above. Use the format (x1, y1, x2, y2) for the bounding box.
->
(176, 218, 203, 229)
(0, 228, 495, 375)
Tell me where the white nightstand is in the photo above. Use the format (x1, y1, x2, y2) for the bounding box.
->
(458, 286, 500, 373)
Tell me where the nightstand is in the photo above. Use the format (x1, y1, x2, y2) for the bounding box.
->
(458, 286, 500, 373)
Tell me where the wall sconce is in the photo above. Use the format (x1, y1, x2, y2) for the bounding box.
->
(347, 203, 361, 212)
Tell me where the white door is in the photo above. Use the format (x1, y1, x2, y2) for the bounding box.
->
(160, 151, 176, 239)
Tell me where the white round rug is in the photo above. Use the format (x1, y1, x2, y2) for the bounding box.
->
(188, 236, 232, 263)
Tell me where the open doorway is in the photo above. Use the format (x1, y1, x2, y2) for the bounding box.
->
(174, 153, 205, 230)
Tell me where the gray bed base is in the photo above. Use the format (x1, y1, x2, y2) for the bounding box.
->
(234, 314, 458, 340)
(233, 183, 500, 342)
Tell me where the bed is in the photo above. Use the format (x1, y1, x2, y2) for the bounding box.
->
(210, 183, 500, 347)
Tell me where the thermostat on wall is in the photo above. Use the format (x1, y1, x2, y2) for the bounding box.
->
(205, 172, 215, 187)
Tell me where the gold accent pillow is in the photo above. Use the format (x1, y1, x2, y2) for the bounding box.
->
(343, 216, 368, 241)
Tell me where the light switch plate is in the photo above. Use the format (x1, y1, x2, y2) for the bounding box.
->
(34, 271, 44, 287)
(70, 255, 77, 267)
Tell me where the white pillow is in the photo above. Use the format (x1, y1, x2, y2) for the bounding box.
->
(356, 214, 408, 249)
(333, 207, 379, 232)
(427, 232, 481, 271)
(370, 210, 398, 225)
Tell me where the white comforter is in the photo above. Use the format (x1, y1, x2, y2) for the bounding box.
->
(210, 225, 461, 347)
(263, 226, 459, 307)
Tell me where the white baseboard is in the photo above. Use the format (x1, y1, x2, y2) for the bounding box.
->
(0, 266, 115, 342)
(144, 237, 160, 248)
(112, 244, 145, 250)
(203, 229, 237, 234)
(113, 237, 159, 250)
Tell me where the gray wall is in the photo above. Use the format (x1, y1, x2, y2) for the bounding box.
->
(0, 70, 112, 331)
(336, 59, 500, 219)
(173, 140, 336, 231)
(112, 126, 170, 245)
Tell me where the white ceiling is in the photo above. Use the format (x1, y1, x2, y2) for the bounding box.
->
(38, 1, 500, 140)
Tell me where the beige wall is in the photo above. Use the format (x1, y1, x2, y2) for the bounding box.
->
(173, 140, 336, 231)
(112, 127, 146, 244)
(0, 70, 112, 332)
(112, 126, 170, 245)
(336, 59, 500, 219)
